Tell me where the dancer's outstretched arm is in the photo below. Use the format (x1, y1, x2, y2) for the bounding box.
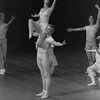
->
(6, 15, 16, 27)
(51, 39, 66, 46)
(49, 0, 57, 12)
(67, 27, 86, 32)
(95, 4, 100, 27)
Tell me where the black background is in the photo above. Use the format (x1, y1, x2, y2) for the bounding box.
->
(0, 0, 99, 53)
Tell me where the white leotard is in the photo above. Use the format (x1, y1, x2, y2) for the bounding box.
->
(39, 9, 50, 32)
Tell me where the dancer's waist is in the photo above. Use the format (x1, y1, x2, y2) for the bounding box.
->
(38, 47, 47, 53)
(86, 39, 96, 42)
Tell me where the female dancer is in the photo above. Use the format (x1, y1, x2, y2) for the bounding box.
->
(36, 25, 66, 99)
(85, 42, 100, 86)
(28, 0, 57, 39)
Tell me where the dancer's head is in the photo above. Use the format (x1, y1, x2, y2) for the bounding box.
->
(88, 16, 94, 25)
(44, 0, 50, 8)
(0, 12, 5, 23)
(46, 24, 54, 35)
(44, 0, 50, 4)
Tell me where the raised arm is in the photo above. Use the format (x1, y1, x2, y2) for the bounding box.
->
(95, 4, 100, 26)
(51, 40, 66, 46)
(7, 15, 16, 27)
(67, 27, 86, 32)
(49, 0, 57, 13)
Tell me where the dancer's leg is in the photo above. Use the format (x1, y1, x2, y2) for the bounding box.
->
(86, 66, 96, 86)
(48, 48, 58, 75)
(86, 52, 94, 66)
(2, 39, 7, 64)
(28, 19, 42, 39)
(41, 55, 50, 98)
(36, 55, 46, 96)
(28, 19, 34, 39)
(0, 44, 4, 69)
(1, 39, 7, 73)
(0, 43, 4, 74)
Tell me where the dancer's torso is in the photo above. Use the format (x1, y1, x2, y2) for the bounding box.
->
(86, 25, 98, 42)
(37, 36, 53, 53)
(0, 24, 8, 39)
(39, 8, 50, 25)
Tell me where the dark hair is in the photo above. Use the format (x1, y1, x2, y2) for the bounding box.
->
(47, 24, 55, 34)
(0, 12, 5, 16)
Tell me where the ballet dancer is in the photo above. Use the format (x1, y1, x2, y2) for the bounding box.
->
(67, 4, 100, 66)
(28, 0, 57, 39)
(85, 42, 100, 86)
(0, 12, 16, 74)
(35, 24, 66, 98)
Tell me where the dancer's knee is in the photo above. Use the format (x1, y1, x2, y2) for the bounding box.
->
(28, 19, 33, 23)
(87, 67, 95, 76)
(41, 73, 45, 78)
(44, 73, 50, 79)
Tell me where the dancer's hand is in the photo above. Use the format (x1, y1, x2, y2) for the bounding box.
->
(11, 15, 16, 20)
(97, 36, 100, 40)
(62, 40, 66, 46)
(67, 28, 72, 32)
(31, 13, 38, 17)
(95, 4, 100, 10)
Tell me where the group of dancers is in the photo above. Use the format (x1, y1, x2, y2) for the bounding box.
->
(0, 0, 100, 99)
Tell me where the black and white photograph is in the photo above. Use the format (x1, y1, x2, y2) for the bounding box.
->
(0, 0, 100, 100)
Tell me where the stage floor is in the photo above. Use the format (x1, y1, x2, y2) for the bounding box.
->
(0, 49, 100, 100)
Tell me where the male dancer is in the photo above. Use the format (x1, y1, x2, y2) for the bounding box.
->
(35, 25, 66, 98)
(0, 12, 16, 74)
(67, 4, 100, 66)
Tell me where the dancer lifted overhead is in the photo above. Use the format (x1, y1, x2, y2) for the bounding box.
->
(28, 0, 57, 39)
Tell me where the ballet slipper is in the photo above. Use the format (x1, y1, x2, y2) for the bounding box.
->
(36, 90, 45, 96)
(41, 91, 48, 99)
(87, 82, 96, 86)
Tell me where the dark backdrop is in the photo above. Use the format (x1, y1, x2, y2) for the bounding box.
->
(0, 0, 99, 53)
